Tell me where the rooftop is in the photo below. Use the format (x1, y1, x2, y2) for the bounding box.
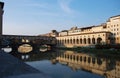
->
(110, 15, 120, 18)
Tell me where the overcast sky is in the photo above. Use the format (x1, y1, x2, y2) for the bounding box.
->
(1, 0, 120, 35)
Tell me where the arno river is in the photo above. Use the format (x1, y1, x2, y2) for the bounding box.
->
(3, 46, 120, 78)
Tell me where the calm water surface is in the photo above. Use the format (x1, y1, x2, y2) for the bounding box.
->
(26, 60, 104, 78)
(8, 49, 120, 78)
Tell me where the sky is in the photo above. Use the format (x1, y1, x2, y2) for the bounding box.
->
(1, 0, 120, 35)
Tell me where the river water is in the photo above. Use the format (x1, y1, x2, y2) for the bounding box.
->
(7, 49, 120, 78)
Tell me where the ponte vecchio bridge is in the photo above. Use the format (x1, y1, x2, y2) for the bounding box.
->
(0, 35, 56, 52)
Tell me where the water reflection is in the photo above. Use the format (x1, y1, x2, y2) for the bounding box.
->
(55, 51, 120, 78)
(11, 50, 120, 78)
(2, 47, 12, 53)
(18, 44, 33, 53)
(21, 55, 29, 60)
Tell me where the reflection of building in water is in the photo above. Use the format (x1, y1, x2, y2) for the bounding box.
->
(54, 51, 120, 78)
(106, 61, 120, 78)
(56, 51, 107, 75)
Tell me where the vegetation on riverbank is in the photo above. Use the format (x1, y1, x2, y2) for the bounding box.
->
(57, 46, 120, 58)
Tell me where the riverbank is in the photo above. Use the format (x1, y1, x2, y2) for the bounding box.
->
(0, 50, 52, 78)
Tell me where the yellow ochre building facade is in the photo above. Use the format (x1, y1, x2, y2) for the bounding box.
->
(54, 15, 120, 47)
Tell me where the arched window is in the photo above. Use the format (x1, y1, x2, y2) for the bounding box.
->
(76, 39, 79, 44)
(64, 39, 66, 44)
(92, 58, 96, 64)
(73, 39, 75, 44)
(67, 39, 69, 44)
(76, 56, 79, 61)
(80, 38, 82, 44)
(84, 56, 86, 62)
(88, 38, 91, 44)
(73, 55, 75, 60)
(97, 37, 102, 44)
(84, 38, 86, 44)
(80, 56, 82, 61)
(92, 38, 95, 44)
(88, 57, 91, 63)
(97, 58, 102, 65)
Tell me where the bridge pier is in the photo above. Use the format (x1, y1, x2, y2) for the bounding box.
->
(11, 44, 19, 52)
(32, 44, 40, 52)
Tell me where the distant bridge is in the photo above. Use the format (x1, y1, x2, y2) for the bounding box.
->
(0, 35, 56, 52)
